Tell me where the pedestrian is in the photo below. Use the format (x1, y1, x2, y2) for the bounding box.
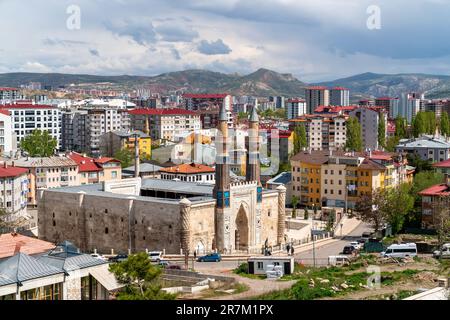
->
(194, 250, 197, 260)
(291, 246, 295, 256)
(286, 244, 291, 255)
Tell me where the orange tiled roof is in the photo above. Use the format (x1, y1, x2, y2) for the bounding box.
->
(159, 163, 215, 174)
(0, 233, 55, 260)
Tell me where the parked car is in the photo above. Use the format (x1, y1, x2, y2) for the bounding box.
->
(90, 253, 108, 261)
(109, 254, 128, 263)
(328, 255, 351, 266)
(197, 253, 222, 262)
(433, 243, 450, 259)
(381, 243, 417, 259)
(357, 238, 367, 245)
(361, 232, 372, 239)
(342, 245, 357, 255)
(148, 251, 163, 263)
(158, 260, 182, 269)
(349, 241, 362, 250)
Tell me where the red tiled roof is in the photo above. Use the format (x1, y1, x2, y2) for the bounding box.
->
(432, 158, 450, 168)
(314, 105, 357, 113)
(0, 103, 56, 109)
(331, 87, 349, 90)
(183, 93, 229, 99)
(94, 157, 120, 165)
(375, 97, 398, 100)
(306, 86, 328, 90)
(0, 233, 55, 260)
(0, 165, 28, 178)
(160, 163, 215, 174)
(0, 110, 10, 116)
(419, 183, 450, 196)
(68, 152, 102, 172)
(286, 98, 305, 103)
(0, 87, 18, 91)
(128, 108, 197, 116)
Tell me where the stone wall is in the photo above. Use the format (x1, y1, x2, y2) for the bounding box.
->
(38, 189, 216, 254)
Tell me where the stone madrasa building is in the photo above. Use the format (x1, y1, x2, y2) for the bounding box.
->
(37, 106, 286, 255)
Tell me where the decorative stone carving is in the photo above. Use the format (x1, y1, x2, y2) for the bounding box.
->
(276, 185, 287, 245)
(179, 198, 192, 254)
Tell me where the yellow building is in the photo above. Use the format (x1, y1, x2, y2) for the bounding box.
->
(291, 150, 412, 210)
(100, 130, 152, 160)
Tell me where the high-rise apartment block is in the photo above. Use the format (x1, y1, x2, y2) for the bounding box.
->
(305, 86, 329, 114)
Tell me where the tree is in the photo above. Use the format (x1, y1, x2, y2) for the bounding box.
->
(352, 192, 385, 233)
(238, 112, 248, 121)
(352, 185, 414, 235)
(407, 153, 433, 173)
(432, 196, 450, 257)
(291, 196, 299, 219)
(0, 207, 27, 233)
(109, 252, 175, 300)
(20, 129, 57, 157)
(114, 148, 134, 168)
(378, 116, 386, 148)
(274, 108, 287, 119)
(293, 123, 307, 155)
(326, 210, 336, 232)
(440, 112, 450, 137)
(394, 116, 407, 139)
(345, 116, 363, 152)
(384, 135, 400, 152)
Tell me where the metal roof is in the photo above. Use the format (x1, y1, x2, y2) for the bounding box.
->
(141, 178, 214, 196)
(267, 172, 292, 185)
(0, 253, 64, 286)
(397, 136, 450, 149)
(123, 163, 162, 173)
(12, 156, 78, 168)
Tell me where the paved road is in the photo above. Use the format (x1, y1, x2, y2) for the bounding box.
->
(294, 222, 372, 266)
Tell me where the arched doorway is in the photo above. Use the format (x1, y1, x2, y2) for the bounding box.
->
(235, 204, 249, 251)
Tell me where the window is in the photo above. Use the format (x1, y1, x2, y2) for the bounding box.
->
(257, 262, 263, 269)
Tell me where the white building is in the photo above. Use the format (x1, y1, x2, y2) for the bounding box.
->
(159, 163, 215, 184)
(0, 103, 61, 149)
(0, 110, 14, 154)
(129, 108, 201, 142)
(286, 99, 306, 119)
(0, 163, 28, 223)
(0, 87, 20, 102)
(330, 87, 350, 106)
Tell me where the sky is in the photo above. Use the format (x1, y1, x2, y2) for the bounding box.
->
(1, 0, 450, 82)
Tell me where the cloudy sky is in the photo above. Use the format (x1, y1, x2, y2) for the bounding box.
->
(1, 0, 450, 82)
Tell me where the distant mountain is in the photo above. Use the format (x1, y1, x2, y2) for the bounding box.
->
(316, 72, 450, 99)
(0, 68, 307, 97)
(3, 69, 450, 99)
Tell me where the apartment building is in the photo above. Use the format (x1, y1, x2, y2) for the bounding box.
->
(0, 103, 61, 149)
(305, 86, 329, 114)
(99, 130, 152, 159)
(289, 115, 347, 151)
(286, 99, 306, 119)
(12, 156, 79, 206)
(67, 152, 121, 184)
(290, 150, 411, 209)
(375, 97, 399, 119)
(0, 110, 14, 154)
(0, 88, 20, 101)
(395, 135, 450, 163)
(183, 93, 233, 127)
(423, 99, 450, 119)
(0, 164, 28, 222)
(61, 108, 129, 156)
(329, 87, 350, 106)
(129, 108, 201, 142)
(349, 106, 387, 151)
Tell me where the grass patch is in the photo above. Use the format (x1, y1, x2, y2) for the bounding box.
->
(255, 264, 423, 300)
(197, 282, 249, 299)
(233, 263, 266, 280)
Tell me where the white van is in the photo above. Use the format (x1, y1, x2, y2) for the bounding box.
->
(328, 255, 351, 267)
(148, 251, 163, 262)
(433, 243, 450, 259)
(381, 243, 417, 259)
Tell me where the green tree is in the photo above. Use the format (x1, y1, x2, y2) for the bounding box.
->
(384, 135, 400, 152)
(345, 116, 363, 152)
(326, 210, 336, 232)
(440, 112, 450, 137)
(381, 184, 415, 234)
(109, 252, 175, 300)
(291, 195, 299, 219)
(20, 129, 57, 157)
(394, 116, 407, 138)
(293, 123, 307, 155)
(274, 108, 287, 119)
(114, 148, 134, 168)
(411, 171, 444, 199)
(378, 116, 386, 148)
(352, 192, 385, 233)
(406, 153, 433, 173)
(238, 112, 248, 121)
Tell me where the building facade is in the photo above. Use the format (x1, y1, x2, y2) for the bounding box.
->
(329, 87, 350, 106)
(349, 106, 387, 151)
(305, 86, 329, 114)
(396, 135, 450, 163)
(286, 99, 306, 119)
